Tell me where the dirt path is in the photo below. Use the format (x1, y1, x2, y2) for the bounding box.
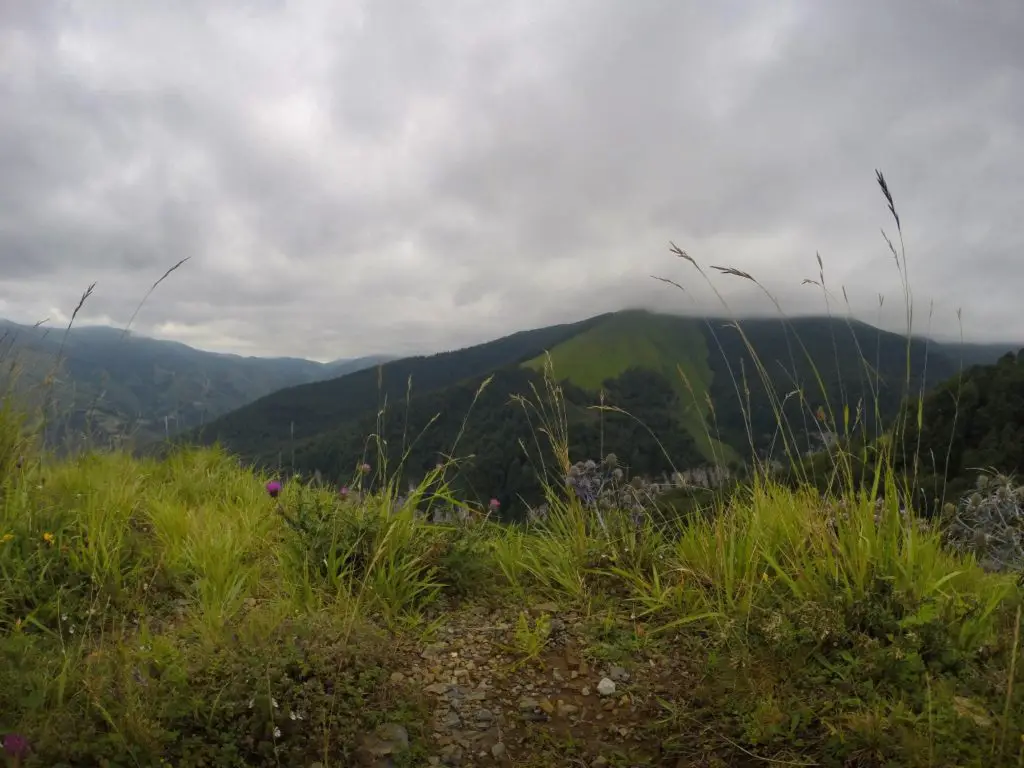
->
(355, 601, 680, 767)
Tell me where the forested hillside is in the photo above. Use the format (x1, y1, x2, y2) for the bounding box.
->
(189, 310, 1015, 516)
(0, 319, 389, 447)
(895, 348, 1024, 509)
(191, 314, 612, 458)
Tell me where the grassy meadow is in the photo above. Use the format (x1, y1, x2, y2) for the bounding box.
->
(2, 174, 1024, 766)
(521, 311, 737, 466)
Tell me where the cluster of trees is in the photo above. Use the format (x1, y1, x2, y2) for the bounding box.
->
(895, 349, 1024, 511)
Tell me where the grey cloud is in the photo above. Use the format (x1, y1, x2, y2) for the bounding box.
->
(0, 0, 1022, 360)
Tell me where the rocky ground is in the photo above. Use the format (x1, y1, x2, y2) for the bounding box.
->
(352, 600, 694, 767)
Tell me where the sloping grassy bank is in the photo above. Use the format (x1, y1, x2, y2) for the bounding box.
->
(2, 415, 1022, 766)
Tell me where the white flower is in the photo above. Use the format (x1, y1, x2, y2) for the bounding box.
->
(273, 727, 281, 738)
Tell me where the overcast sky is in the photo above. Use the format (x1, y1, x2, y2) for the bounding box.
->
(0, 1, 1021, 361)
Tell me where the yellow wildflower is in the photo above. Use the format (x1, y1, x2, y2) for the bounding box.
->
(1, 533, 13, 543)
(42, 532, 55, 545)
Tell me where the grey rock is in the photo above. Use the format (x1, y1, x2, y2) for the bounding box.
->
(608, 665, 630, 682)
(421, 643, 448, 659)
(556, 702, 579, 717)
(597, 677, 617, 697)
(354, 723, 409, 766)
(438, 709, 462, 729)
(440, 744, 463, 765)
(518, 696, 539, 712)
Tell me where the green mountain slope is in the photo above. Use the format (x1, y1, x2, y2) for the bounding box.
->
(188, 309, 1018, 517)
(700, 316, 1001, 458)
(0, 320, 390, 448)
(894, 348, 1024, 509)
(190, 313, 613, 459)
(522, 310, 735, 463)
(792, 347, 1024, 514)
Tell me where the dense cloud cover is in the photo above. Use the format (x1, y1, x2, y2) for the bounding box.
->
(1, 1, 1022, 360)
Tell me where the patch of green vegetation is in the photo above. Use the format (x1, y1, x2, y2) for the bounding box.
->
(522, 310, 737, 464)
(4, 368, 1024, 765)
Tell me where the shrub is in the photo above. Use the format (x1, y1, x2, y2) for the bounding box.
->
(943, 473, 1024, 574)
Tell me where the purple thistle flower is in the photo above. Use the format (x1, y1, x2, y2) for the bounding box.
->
(3, 733, 30, 760)
(631, 508, 645, 530)
(338, 486, 349, 498)
(574, 484, 597, 505)
(265, 481, 282, 498)
(488, 498, 500, 510)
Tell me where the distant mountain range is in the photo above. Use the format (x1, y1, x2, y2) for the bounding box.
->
(185, 309, 1020, 517)
(3, 309, 1018, 517)
(0, 319, 393, 448)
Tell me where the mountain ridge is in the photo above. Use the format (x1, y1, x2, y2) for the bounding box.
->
(0, 318, 394, 448)
(187, 309, 1020, 515)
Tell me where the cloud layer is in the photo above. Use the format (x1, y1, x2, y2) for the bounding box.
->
(1, 0, 1022, 360)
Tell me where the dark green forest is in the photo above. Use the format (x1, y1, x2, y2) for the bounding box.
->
(895, 348, 1024, 510)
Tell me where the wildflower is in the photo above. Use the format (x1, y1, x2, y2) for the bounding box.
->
(488, 498, 500, 510)
(1, 533, 13, 543)
(3, 733, 30, 760)
(358, 462, 371, 473)
(273, 726, 282, 738)
(42, 532, 54, 545)
(338, 486, 349, 498)
(266, 481, 282, 498)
